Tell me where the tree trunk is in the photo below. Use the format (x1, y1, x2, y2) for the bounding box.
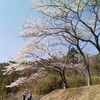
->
(86, 65, 92, 86)
(61, 75, 68, 89)
(77, 45, 92, 86)
(60, 70, 68, 89)
(85, 55, 92, 86)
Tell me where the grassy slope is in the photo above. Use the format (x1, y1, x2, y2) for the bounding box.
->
(40, 85, 100, 100)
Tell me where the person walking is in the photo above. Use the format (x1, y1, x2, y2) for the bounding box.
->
(23, 94, 25, 100)
(27, 92, 32, 100)
(23, 89, 28, 100)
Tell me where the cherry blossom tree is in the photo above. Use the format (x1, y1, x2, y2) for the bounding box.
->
(17, 18, 92, 85)
(31, 0, 100, 85)
(32, 0, 100, 53)
(15, 0, 100, 86)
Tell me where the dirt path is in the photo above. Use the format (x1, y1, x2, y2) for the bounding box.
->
(32, 96, 42, 100)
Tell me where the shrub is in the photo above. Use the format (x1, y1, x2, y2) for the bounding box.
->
(67, 76, 86, 88)
(34, 74, 62, 95)
(31, 75, 100, 95)
(92, 76, 100, 85)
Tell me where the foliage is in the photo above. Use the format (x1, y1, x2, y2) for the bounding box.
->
(92, 76, 100, 85)
(32, 74, 100, 95)
(90, 54, 100, 75)
(67, 47, 80, 64)
(67, 76, 86, 88)
(34, 74, 62, 95)
(0, 62, 21, 95)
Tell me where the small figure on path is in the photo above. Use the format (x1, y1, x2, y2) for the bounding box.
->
(27, 92, 32, 100)
(23, 94, 25, 100)
(23, 89, 28, 100)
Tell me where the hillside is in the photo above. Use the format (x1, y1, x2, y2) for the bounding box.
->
(0, 54, 100, 95)
(40, 85, 100, 100)
(3, 53, 100, 88)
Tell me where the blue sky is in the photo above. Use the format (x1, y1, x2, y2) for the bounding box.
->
(0, 0, 41, 62)
(0, 0, 99, 63)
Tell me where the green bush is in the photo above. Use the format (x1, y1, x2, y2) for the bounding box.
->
(67, 76, 86, 88)
(67, 76, 100, 87)
(92, 76, 100, 85)
(6, 86, 19, 94)
(34, 74, 62, 95)
(33, 74, 87, 95)
(29, 74, 100, 95)
(0, 84, 6, 96)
